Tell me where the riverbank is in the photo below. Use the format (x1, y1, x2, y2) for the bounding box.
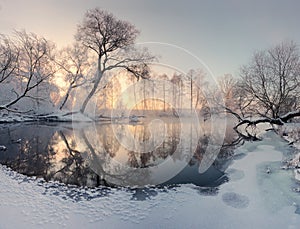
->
(277, 123, 300, 184)
(0, 130, 300, 228)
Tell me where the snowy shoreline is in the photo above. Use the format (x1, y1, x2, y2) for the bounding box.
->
(1, 130, 300, 228)
(0, 111, 147, 124)
(277, 123, 300, 184)
(0, 112, 95, 123)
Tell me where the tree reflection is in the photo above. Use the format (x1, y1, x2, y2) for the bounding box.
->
(0, 119, 236, 188)
(47, 131, 100, 187)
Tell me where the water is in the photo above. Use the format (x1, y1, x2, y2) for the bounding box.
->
(2, 120, 300, 227)
(0, 118, 234, 188)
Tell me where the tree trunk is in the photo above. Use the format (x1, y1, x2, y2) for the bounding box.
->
(59, 85, 72, 110)
(163, 81, 165, 112)
(190, 77, 193, 114)
(80, 70, 103, 113)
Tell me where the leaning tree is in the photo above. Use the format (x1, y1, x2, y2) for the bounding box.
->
(76, 8, 155, 113)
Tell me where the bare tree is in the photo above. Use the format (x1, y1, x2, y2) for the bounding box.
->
(240, 41, 300, 118)
(0, 34, 18, 84)
(187, 70, 194, 114)
(55, 43, 90, 110)
(0, 31, 55, 112)
(170, 73, 183, 113)
(75, 8, 155, 113)
(217, 74, 240, 112)
(157, 74, 169, 112)
(187, 69, 208, 113)
(216, 42, 300, 141)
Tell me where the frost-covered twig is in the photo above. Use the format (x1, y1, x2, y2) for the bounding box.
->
(0, 105, 33, 114)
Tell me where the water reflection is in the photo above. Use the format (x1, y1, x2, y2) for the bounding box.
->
(0, 119, 236, 188)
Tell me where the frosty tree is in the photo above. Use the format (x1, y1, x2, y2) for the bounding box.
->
(55, 43, 91, 110)
(240, 41, 300, 118)
(76, 8, 155, 113)
(0, 34, 18, 84)
(216, 42, 300, 141)
(0, 31, 56, 112)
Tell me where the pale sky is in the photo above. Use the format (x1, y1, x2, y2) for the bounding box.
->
(1, 0, 300, 78)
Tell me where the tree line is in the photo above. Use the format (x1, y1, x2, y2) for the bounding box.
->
(0, 8, 299, 124)
(0, 8, 154, 114)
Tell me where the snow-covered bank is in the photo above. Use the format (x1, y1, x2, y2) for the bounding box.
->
(1, 131, 300, 228)
(0, 111, 145, 124)
(0, 111, 93, 123)
(277, 123, 300, 184)
(279, 123, 300, 150)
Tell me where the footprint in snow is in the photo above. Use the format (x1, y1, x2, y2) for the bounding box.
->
(222, 192, 249, 209)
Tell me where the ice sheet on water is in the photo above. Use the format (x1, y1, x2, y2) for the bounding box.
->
(256, 161, 299, 213)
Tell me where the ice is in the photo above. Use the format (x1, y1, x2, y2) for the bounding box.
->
(1, 131, 300, 228)
(226, 168, 245, 181)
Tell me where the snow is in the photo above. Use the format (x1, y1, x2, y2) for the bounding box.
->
(277, 123, 300, 181)
(294, 169, 300, 181)
(279, 123, 300, 150)
(281, 111, 300, 119)
(0, 111, 145, 123)
(1, 131, 300, 228)
(0, 111, 94, 123)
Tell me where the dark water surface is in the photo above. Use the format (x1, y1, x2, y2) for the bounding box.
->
(0, 119, 234, 188)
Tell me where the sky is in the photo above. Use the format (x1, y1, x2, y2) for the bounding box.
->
(1, 0, 300, 78)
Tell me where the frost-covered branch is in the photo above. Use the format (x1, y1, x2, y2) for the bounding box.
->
(0, 31, 55, 112)
(76, 8, 155, 113)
